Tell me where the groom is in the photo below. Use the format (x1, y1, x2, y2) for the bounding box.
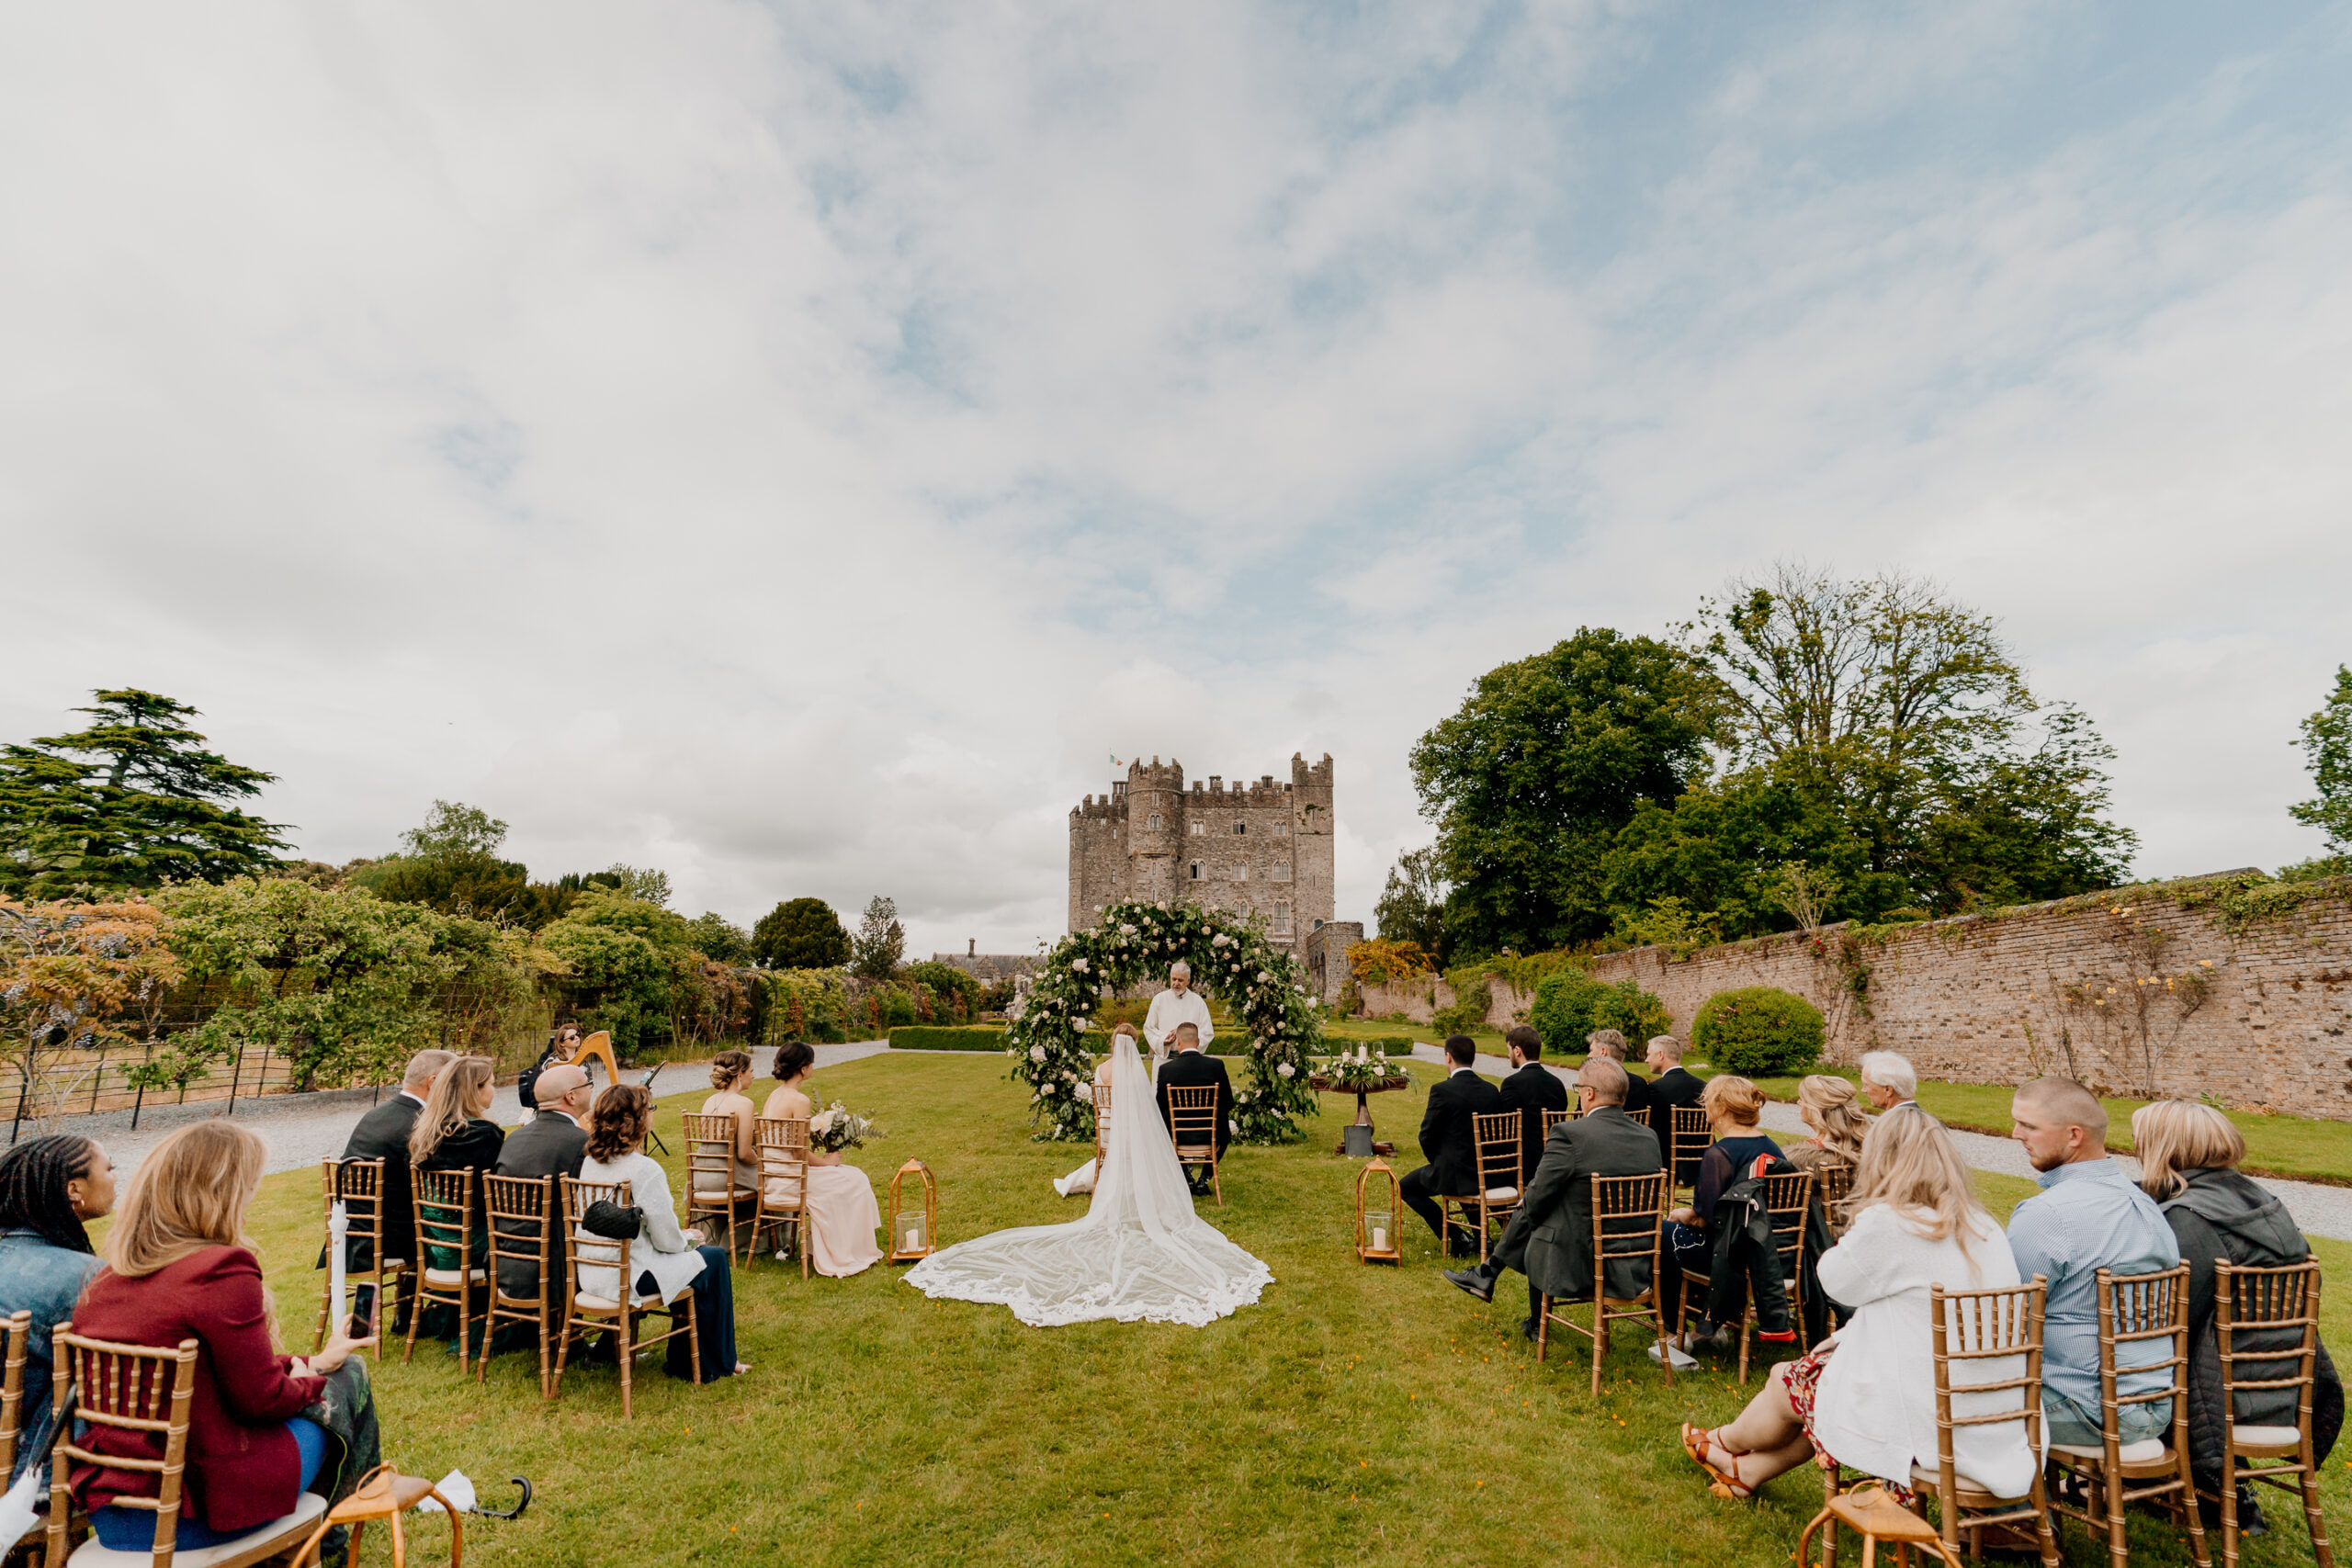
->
(1155, 1021, 1233, 1196)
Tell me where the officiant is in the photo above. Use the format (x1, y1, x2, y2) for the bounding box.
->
(1143, 962, 1213, 1069)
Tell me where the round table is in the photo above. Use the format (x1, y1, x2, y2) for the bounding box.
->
(1310, 1074, 1411, 1156)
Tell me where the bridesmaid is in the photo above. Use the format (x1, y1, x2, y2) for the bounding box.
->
(761, 1043, 883, 1277)
(695, 1050, 761, 1249)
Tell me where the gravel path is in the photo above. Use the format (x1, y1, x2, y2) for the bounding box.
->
(1409, 1044, 2352, 1243)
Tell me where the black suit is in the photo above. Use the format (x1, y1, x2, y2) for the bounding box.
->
(1155, 1050, 1234, 1188)
(339, 1093, 426, 1270)
(490, 1111, 588, 1307)
(1482, 1105, 1667, 1324)
(1647, 1066, 1705, 1176)
(1495, 1062, 1569, 1187)
(1402, 1068, 1502, 1251)
(1620, 1069, 1655, 1122)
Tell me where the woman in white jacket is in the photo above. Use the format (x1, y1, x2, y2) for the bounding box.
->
(1679, 1105, 2038, 1505)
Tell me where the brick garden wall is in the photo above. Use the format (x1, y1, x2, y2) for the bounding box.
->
(1355, 877, 2352, 1120)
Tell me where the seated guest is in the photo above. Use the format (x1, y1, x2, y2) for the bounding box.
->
(70, 1122, 383, 1557)
(335, 1046, 455, 1332)
(1642, 1032, 1704, 1168)
(409, 1055, 504, 1272)
(695, 1048, 762, 1247)
(514, 1024, 582, 1122)
(1785, 1076, 1868, 1174)
(1588, 1030, 1650, 1120)
(490, 1064, 593, 1324)
(1660, 1075, 1783, 1338)
(0, 1135, 114, 1483)
(1155, 1021, 1236, 1198)
(763, 1043, 885, 1277)
(2134, 1100, 2342, 1535)
(1858, 1051, 1917, 1112)
(1494, 1024, 1568, 1187)
(1055, 1024, 1137, 1198)
(1678, 1107, 2034, 1505)
(2007, 1077, 2180, 1450)
(576, 1084, 748, 1380)
(1442, 1056, 1664, 1338)
(1400, 1036, 1500, 1258)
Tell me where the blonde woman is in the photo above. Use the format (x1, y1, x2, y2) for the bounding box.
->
(1053, 1023, 1136, 1198)
(2133, 1100, 2342, 1529)
(407, 1055, 503, 1292)
(1679, 1106, 2033, 1506)
(66, 1122, 386, 1554)
(763, 1041, 883, 1277)
(1659, 1075, 1784, 1338)
(1785, 1075, 1868, 1174)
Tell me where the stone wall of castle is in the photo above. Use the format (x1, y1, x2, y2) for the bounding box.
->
(1353, 877, 2352, 1120)
(1068, 753, 1337, 944)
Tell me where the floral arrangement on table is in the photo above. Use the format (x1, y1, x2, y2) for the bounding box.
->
(808, 1101, 880, 1154)
(1312, 1044, 1409, 1094)
(1003, 898, 1324, 1145)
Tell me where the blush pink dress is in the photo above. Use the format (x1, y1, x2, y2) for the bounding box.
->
(763, 1088, 882, 1277)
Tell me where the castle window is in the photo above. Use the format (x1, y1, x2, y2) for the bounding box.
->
(1189, 862, 1202, 881)
(1189, 821, 1204, 836)
(1273, 901, 1292, 934)
(1231, 863, 1249, 881)
(1272, 861, 1290, 882)
(1147, 813, 1162, 830)
(1233, 821, 1247, 836)
(1274, 821, 1289, 836)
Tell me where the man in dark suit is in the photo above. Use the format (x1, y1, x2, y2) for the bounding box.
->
(1642, 1033, 1705, 1173)
(1494, 1024, 1568, 1188)
(1401, 1035, 1501, 1258)
(1443, 1056, 1667, 1338)
(1155, 1022, 1233, 1195)
(335, 1047, 455, 1334)
(489, 1065, 593, 1324)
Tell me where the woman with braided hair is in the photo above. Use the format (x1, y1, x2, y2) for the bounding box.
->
(0, 1134, 115, 1481)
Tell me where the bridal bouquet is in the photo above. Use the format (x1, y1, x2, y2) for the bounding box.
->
(1315, 1044, 1407, 1093)
(808, 1101, 880, 1154)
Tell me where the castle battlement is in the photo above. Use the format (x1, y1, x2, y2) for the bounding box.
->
(1069, 752, 1337, 942)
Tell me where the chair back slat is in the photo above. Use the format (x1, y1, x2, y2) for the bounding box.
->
(2094, 1265, 2189, 1420)
(2216, 1259, 2321, 1401)
(1668, 1106, 1710, 1184)
(1928, 1278, 2048, 1428)
(324, 1156, 390, 1247)
(1542, 1108, 1573, 1137)
(1759, 1171, 1814, 1280)
(1623, 1106, 1650, 1129)
(1, 1308, 28, 1480)
(683, 1113, 743, 1187)
(1591, 1172, 1668, 1263)
(1813, 1161, 1856, 1232)
(413, 1166, 478, 1258)
(47, 1330, 203, 1568)
(1166, 1086, 1219, 1147)
(563, 1177, 638, 1301)
(482, 1174, 555, 1278)
(1471, 1112, 1521, 1192)
(755, 1117, 809, 1190)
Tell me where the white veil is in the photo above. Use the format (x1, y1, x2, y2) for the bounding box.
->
(903, 1032, 1272, 1326)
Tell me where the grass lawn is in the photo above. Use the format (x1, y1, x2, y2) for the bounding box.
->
(220, 1053, 2344, 1565)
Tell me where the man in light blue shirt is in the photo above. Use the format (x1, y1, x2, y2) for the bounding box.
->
(2007, 1077, 2182, 1447)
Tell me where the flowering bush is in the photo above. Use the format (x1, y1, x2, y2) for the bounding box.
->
(1004, 899, 1323, 1144)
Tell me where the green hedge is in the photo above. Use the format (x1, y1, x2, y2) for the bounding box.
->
(887, 1026, 1010, 1052)
(1690, 987, 1824, 1077)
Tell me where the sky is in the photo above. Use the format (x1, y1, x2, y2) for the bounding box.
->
(3, 1, 2348, 956)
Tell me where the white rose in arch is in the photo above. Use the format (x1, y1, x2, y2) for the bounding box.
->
(1030, 1045, 1046, 1063)
(1276, 1062, 1295, 1078)
(1074, 1017, 1091, 1032)
(1041, 1081, 1057, 1095)
(1228, 1119, 1239, 1134)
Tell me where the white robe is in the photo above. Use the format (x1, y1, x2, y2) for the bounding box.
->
(1143, 987, 1213, 1060)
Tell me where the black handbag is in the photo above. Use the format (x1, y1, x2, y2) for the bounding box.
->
(581, 1199, 644, 1240)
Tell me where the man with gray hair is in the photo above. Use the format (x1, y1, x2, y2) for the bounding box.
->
(1588, 1029, 1652, 1120)
(1144, 961, 1213, 1070)
(1858, 1052, 1917, 1111)
(1442, 1056, 1666, 1341)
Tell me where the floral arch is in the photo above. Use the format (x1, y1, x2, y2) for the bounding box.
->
(1006, 899, 1325, 1144)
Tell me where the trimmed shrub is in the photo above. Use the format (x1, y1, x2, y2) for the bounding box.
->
(1593, 977, 1673, 1047)
(1529, 968, 1612, 1055)
(1690, 987, 1825, 1077)
(888, 1025, 1009, 1052)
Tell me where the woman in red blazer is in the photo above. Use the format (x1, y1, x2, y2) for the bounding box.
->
(69, 1121, 381, 1551)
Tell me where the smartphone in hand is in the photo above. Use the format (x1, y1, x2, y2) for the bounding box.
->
(346, 1282, 379, 1340)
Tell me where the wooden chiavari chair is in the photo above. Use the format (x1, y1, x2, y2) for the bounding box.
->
(1537, 1171, 1673, 1395)
(0, 1310, 27, 1485)
(1165, 1086, 1225, 1206)
(1675, 1168, 1814, 1383)
(751, 1116, 811, 1279)
(682, 1112, 757, 1263)
(1541, 1108, 1574, 1138)
(1668, 1106, 1711, 1191)
(480, 1173, 559, 1398)
(312, 1156, 407, 1358)
(1813, 1160, 1856, 1239)
(552, 1177, 701, 1418)
(1092, 1083, 1115, 1172)
(2045, 1265, 2207, 1568)
(1441, 1113, 1525, 1265)
(2213, 1259, 2332, 1568)
(1623, 1106, 1651, 1130)
(47, 1330, 329, 1566)
(405, 1165, 487, 1364)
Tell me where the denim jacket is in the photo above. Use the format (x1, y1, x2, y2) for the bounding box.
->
(0, 1228, 103, 1482)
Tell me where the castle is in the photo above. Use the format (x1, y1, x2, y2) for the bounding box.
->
(1069, 754, 1337, 945)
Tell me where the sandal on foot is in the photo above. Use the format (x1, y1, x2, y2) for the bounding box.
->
(1679, 1424, 1754, 1500)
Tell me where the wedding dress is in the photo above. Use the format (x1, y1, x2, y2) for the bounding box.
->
(905, 1032, 1272, 1326)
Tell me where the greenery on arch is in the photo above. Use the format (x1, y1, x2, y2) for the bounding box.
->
(1006, 899, 1324, 1145)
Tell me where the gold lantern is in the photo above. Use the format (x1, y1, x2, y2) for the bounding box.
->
(887, 1159, 938, 1263)
(1355, 1157, 1401, 1264)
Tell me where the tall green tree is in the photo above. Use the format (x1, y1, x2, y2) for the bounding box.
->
(373, 799, 534, 921)
(849, 895, 906, 980)
(0, 690, 290, 896)
(684, 910, 752, 964)
(752, 897, 852, 969)
(1409, 627, 1723, 952)
(2290, 664, 2352, 858)
(1373, 845, 1449, 960)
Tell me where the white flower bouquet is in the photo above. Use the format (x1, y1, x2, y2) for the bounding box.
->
(1314, 1044, 1408, 1093)
(807, 1100, 880, 1153)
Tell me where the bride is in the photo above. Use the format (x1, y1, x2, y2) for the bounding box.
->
(903, 1028, 1272, 1327)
